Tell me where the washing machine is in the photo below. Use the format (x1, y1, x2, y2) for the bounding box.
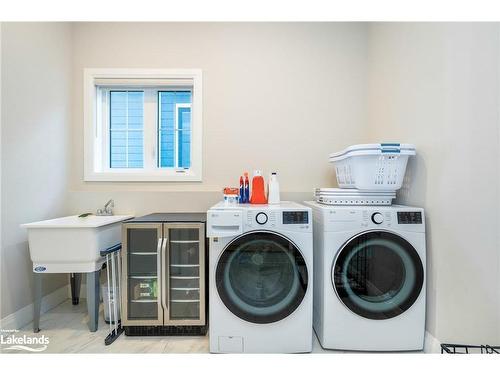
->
(304, 201, 426, 351)
(207, 201, 313, 353)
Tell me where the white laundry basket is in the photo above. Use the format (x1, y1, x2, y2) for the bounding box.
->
(329, 143, 416, 191)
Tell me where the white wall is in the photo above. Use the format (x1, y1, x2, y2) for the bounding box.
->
(0, 23, 73, 319)
(367, 23, 500, 344)
(68, 23, 369, 215)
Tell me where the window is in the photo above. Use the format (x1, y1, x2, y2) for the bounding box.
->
(84, 69, 202, 181)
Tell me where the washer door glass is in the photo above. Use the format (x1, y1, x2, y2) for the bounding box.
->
(332, 231, 424, 320)
(216, 231, 308, 324)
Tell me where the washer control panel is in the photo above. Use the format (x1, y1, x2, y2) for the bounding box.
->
(282, 211, 309, 225)
(256, 212, 268, 225)
(245, 208, 311, 231)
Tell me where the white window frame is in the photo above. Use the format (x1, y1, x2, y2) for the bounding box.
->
(84, 68, 202, 182)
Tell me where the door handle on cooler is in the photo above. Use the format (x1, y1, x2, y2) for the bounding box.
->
(161, 238, 168, 313)
(157, 238, 163, 317)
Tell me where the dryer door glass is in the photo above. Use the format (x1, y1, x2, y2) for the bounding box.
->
(216, 231, 308, 324)
(332, 231, 424, 320)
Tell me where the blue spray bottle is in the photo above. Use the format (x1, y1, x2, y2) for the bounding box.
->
(243, 172, 250, 203)
(239, 175, 244, 203)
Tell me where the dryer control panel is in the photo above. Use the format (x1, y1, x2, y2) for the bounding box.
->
(397, 211, 423, 224)
(307, 202, 425, 234)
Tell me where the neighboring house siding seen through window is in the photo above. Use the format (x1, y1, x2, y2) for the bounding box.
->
(158, 91, 192, 168)
(110, 91, 144, 168)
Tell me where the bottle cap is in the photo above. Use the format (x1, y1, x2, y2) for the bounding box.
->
(223, 187, 239, 195)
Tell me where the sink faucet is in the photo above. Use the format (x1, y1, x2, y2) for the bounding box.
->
(97, 199, 114, 216)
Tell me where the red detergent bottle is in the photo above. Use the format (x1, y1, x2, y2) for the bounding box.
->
(250, 170, 267, 204)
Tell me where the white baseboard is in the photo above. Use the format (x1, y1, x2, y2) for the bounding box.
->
(0, 285, 69, 331)
(424, 331, 441, 353)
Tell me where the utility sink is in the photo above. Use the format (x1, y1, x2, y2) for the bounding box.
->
(22, 215, 133, 273)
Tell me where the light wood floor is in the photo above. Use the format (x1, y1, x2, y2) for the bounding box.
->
(5, 299, 424, 354)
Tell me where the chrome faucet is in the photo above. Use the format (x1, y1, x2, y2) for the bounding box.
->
(97, 199, 114, 216)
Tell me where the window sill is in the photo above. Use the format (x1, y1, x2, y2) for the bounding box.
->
(84, 170, 202, 182)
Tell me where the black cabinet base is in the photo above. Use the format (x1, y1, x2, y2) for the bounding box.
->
(124, 325, 208, 336)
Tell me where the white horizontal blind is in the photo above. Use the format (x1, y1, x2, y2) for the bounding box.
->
(95, 78, 193, 87)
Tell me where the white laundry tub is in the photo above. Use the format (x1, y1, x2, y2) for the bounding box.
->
(22, 215, 133, 273)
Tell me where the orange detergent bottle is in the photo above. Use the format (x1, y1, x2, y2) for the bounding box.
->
(250, 170, 267, 204)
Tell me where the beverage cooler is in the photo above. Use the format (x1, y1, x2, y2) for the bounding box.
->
(121, 213, 207, 335)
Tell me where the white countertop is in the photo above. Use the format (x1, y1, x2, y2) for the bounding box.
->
(21, 214, 134, 229)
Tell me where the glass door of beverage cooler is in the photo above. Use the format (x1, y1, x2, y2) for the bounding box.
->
(163, 224, 205, 325)
(122, 223, 164, 326)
